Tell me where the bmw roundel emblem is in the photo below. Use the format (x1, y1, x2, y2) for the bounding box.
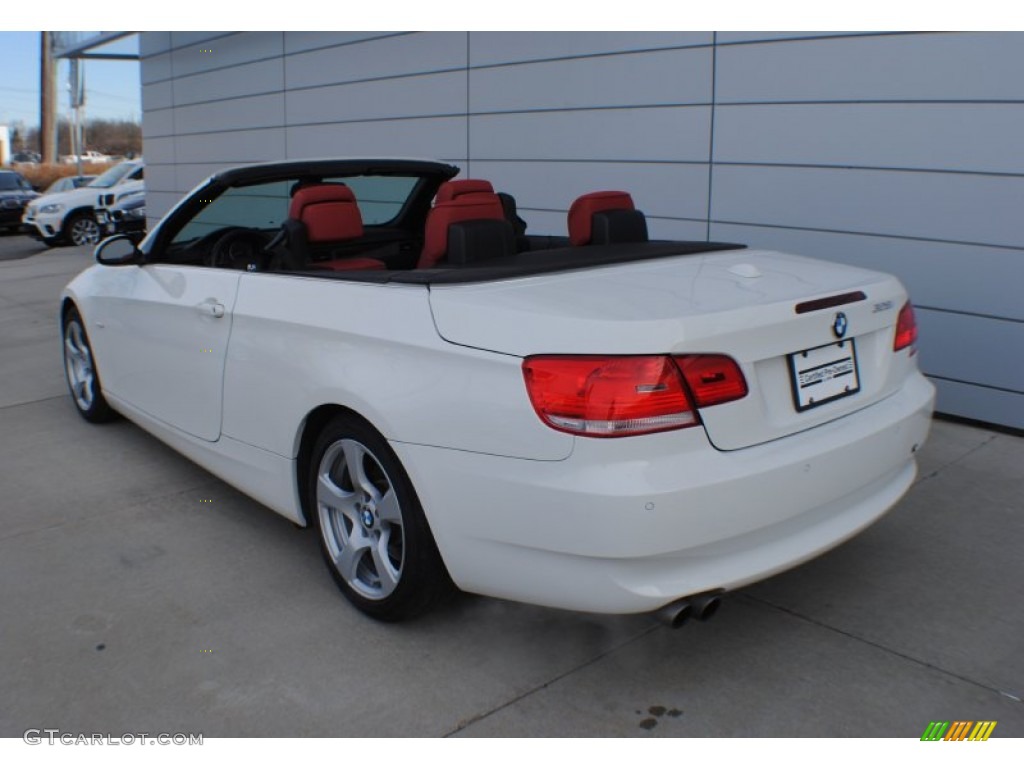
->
(832, 312, 849, 339)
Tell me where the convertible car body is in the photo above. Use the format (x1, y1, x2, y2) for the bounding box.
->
(59, 159, 935, 622)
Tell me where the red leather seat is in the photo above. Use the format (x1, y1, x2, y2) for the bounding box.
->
(435, 179, 495, 204)
(291, 183, 364, 241)
(567, 191, 636, 246)
(285, 184, 385, 271)
(418, 192, 506, 269)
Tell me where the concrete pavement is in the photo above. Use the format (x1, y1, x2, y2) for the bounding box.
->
(1, 238, 1021, 738)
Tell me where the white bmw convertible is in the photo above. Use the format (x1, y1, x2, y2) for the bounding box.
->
(60, 159, 935, 623)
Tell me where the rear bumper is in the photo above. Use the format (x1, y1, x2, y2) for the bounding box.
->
(392, 371, 935, 614)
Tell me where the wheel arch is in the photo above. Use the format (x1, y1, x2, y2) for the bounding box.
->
(59, 296, 78, 327)
(294, 403, 378, 528)
(60, 205, 97, 235)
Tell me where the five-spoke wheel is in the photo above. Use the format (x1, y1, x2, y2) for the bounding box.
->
(309, 415, 452, 621)
(62, 307, 115, 423)
(67, 213, 102, 247)
(317, 438, 406, 601)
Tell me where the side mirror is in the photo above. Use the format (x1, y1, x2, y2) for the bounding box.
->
(95, 235, 141, 266)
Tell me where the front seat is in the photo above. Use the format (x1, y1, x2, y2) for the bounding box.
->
(436, 179, 528, 249)
(435, 179, 495, 203)
(567, 190, 648, 247)
(270, 183, 386, 272)
(417, 191, 510, 269)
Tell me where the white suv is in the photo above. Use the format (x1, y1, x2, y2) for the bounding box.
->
(22, 160, 144, 247)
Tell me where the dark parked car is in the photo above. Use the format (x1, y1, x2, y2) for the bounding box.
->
(0, 170, 39, 232)
(96, 189, 145, 241)
(10, 151, 42, 166)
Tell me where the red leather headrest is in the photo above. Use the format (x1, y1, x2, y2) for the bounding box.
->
(418, 192, 505, 269)
(289, 184, 363, 242)
(436, 179, 495, 204)
(567, 191, 635, 246)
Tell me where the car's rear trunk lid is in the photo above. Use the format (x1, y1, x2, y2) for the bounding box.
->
(428, 248, 912, 450)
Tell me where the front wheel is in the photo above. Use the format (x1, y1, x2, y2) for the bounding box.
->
(63, 307, 116, 423)
(66, 212, 101, 247)
(309, 415, 452, 621)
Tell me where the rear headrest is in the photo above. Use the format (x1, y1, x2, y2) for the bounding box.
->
(567, 190, 635, 246)
(418, 192, 505, 269)
(436, 179, 495, 204)
(289, 183, 363, 242)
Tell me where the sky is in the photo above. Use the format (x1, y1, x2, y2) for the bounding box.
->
(0, 32, 141, 130)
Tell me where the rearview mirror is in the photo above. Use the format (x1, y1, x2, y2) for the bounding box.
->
(95, 235, 141, 266)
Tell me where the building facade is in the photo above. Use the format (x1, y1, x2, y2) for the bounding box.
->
(139, 31, 1024, 430)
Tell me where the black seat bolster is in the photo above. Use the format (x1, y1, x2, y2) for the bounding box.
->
(497, 191, 530, 252)
(591, 208, 648, 245)
(446, 219, 516, 265)
(497, 192, 528, 235)
(265, 218, 310, 270)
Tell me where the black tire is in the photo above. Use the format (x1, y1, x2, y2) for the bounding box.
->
(62, 306, 117, 423)
(308, 414, 453, 621)
(64, 211, 101, 247)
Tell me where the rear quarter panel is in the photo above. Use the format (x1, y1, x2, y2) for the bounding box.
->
(220, 273, 572, 461)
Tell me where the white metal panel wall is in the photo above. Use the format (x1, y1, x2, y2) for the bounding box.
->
(140, 31, 1024, 429)
(709, 31, 1024, 429)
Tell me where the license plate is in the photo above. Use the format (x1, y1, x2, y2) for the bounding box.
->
(787, 339, 860, 412)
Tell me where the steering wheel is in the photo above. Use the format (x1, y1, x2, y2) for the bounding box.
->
(207, 228, 273, 272)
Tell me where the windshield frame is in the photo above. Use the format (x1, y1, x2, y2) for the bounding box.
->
(144, 160, 459, 261)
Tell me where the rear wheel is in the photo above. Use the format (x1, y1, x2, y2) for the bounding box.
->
(63, 307, 116, 423)
(309, 414, 452, 621)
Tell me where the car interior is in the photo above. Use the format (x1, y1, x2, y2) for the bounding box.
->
(156, 168, 741, 282)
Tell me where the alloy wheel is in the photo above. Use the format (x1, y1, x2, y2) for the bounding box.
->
(70, 216, 101, 246)
(316, 438, 405, 600)
(64, 319, 95, 411)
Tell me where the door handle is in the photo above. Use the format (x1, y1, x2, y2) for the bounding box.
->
(200, 300, 225, 318)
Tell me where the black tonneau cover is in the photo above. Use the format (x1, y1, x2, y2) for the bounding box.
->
(301, 241, 746, 285)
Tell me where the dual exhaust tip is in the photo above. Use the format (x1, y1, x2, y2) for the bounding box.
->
(654, 592, 722, 629)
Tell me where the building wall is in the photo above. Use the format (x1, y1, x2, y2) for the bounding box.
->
(140, 31, 1024, 430)
(0, 125, 10, 166)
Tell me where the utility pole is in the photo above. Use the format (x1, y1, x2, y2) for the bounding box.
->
(40, 31, 57, 163)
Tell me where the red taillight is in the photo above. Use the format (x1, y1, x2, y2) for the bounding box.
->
(894, 301, 918, 351)
(674, 354, 749, 407)
(522, 353, 748, 437)
(522, 355, 697, 437)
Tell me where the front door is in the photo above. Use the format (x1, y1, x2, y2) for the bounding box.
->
(90, 264, 240, 442)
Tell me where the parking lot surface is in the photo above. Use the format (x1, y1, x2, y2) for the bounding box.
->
(1, 236, 1021, 738)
